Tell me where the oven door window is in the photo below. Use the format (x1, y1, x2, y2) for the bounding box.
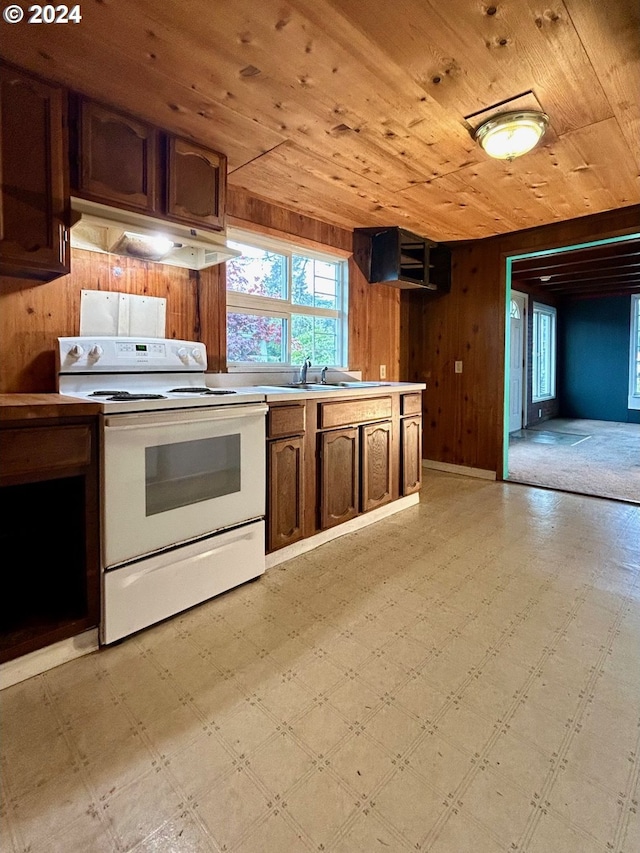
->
(145, 434, 241, 516)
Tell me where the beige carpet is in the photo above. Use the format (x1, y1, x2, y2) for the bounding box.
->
(508, 418, 640, 504)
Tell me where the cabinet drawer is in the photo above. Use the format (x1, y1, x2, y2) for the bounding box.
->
(268, 404, 306, 438)
(319, 396, 392, 429)
(0, 425, 92, 481)
(401, 393, 422, 416)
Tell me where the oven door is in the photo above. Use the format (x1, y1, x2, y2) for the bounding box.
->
(102, 403, 267, 568)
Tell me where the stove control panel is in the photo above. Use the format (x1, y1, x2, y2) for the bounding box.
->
(58, 337, 207, 373)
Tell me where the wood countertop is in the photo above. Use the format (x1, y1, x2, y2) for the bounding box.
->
(0, 394, 102, 421)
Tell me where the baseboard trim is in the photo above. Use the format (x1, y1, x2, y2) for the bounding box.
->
(266, 494, 420, 568)
(423, 460, 497, 480)
(0, 629, 99, 690)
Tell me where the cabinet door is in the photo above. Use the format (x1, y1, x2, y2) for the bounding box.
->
(401, 416, 422, 495)
(76, 99, 158, 213)
(267, 437, 304, 552)
(0, 65, 69, 280)
(166, 135, 226, 230)
(320, 427, 359, 530)
(361, 421, 393, 512)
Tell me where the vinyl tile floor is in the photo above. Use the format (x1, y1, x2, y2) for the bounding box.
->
(1, 471, 639, 853)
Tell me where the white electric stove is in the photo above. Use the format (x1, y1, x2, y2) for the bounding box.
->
(57, 336, 268, 644)
(57, 335, 265, 412)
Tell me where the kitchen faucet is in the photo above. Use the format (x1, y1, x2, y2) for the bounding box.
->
(299, 358, 311, 383)
(321, 366, 328, 384)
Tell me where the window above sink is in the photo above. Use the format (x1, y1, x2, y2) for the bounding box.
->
(225, 228, 349, 371)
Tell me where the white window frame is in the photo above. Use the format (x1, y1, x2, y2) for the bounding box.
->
(629, 294, 640, 410)
(532, 302, 557, 403)
(225, 228, 349, 370)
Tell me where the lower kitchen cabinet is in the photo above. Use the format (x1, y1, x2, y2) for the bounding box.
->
(266, 403, 306, 552)
(0, 417, 99, 663)
(266, 390, 423, 554)
(320, 426, 360, 529)
(401, 415, 423, 495)
(361, 420, 393, 512)
(268, 436, 304, 551)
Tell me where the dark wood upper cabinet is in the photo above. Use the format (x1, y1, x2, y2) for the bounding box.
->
(0, 64, 70, 281)
(353, 226, 451, 292)
(166, 136, 226, 230)
(70, 98, 227, 230)
(72, 98, 158, 214)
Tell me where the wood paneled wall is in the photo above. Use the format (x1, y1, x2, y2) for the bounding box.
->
(0, 250, 202, 392)
(227, 189, 353, 253)
(3, 184, 636, 479)
(0, 193, 401, 391)
(228, 188, 402, 381)
(403, 205, 640, 475)
(348, 258, 400, 382)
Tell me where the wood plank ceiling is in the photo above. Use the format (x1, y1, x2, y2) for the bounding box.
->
(511, 235, 640, 298)
(3, 0, 639, 240)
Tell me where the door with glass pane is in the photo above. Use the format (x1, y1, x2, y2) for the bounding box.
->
(509, 293, 526, 432)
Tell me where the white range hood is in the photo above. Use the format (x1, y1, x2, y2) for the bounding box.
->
(70, 197, 241, 270)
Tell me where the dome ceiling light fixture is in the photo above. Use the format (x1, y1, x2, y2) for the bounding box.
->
(474, 110, 549, 160)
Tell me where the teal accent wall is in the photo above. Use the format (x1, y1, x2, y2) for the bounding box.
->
(559, 296, 640, 423)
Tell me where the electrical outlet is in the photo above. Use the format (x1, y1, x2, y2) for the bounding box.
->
(455, 361, 463, 373)
(379, 364, 386, 379)
(538, 408, 542, 417)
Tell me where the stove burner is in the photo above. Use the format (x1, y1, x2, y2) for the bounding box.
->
(89, 390, 130, 396)
(168, 387, 237, 395)
(105, 392, 168, 401)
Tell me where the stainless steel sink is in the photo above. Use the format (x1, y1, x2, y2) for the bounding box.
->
(334, 381, 392, 388)
(281, 383, 334, 390)
(258, 383, 332, 391)
(267, 381, 392, 391)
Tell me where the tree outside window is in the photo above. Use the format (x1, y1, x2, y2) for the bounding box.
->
(226, 232, 348, 367)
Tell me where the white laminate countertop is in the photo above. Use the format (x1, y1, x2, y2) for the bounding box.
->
(235, 382, 426, 403)
(205, 370, 425, 403)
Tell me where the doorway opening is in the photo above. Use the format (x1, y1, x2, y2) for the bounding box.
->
(502, 233, 640, 503)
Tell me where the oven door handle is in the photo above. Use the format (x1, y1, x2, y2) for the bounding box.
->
(103, 402, 268, 430)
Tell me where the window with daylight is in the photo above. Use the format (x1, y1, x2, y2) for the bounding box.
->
(629, 294, 640, 410)
(225, 231, 348, 368)
(532, 303, 557, 402)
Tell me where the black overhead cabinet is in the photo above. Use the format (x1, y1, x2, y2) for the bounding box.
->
(353, 226, 451, 292)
